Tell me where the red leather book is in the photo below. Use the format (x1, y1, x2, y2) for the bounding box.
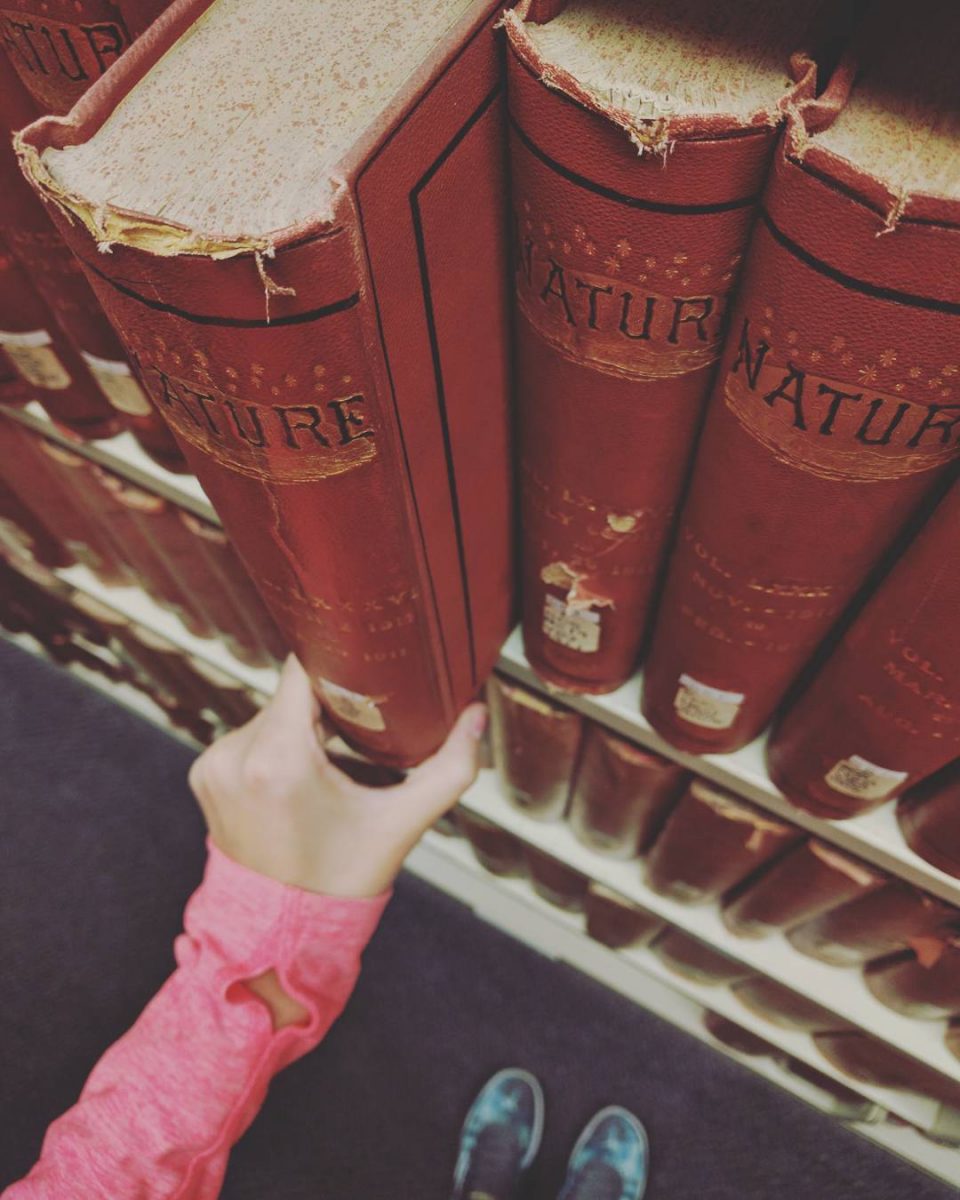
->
(178, 510, 286, 666)
(898, 769, 960, 880)
(488, 675, 583, 820)
(584, 882, 664, 951)
(731, 978, 847, 1033)
(644, 779, 799, 904)
(0, 55, 186, 464)
(504, 0, 831, 694)
(0, 0, 172, 115)
(18, 0, 513, 766)
(0, 415, 132, 582)
(567, 723, 686, 858)
(788, 880, 958, 968)
(650, 928, 753, 986)
(721, 839, 882, 939)
(0, 477, 71, 567)
(642, 4, 960, 753)
(0, 228, 121, 433)
(865, 937, 960, 1020)
(814, 1031, 960, 1109)
(767, 481, 960, 819)
(523, 845, 589, 911)
(90, 467, 217, 637)
(702, 1012, 775, 1059)
(779, 1059, 880, 1121)
(458, 808, 528, 878)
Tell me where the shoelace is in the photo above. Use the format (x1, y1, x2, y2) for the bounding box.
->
(566, 1159, 624, 1200)
(463, 1123, 525, 1200)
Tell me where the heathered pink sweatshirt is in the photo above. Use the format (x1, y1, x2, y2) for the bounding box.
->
(4, 842, 389, 1199)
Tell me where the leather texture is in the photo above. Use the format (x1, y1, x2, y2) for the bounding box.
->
(488, 673, 583, 820)
(642, 113, 960, 754)
(644, 779, 799, 905)
(814, 1031, 960, 1107)
(721, 839, 882, 939)
(568, 723, 686, 858)
(20, 1, 513, 765)
(898, 771, 960, 880)
(507, 20, 816, 694)
(787, 880, 957, 968)
(0, 413, 132, 581)
(767, 481, 960, 818)
(731, 978, 844, 1033)
(864, 938, 960, 1020)
(650, 927, 754, 986)
(0, 0, 171, 115)
(0, 52, 184, 460)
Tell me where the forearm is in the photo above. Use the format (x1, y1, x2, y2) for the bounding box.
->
(4, 845, 388, 1200)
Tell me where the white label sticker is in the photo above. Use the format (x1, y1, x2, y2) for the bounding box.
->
(0, 328, 70, 390)
(824, 755, 908, 802)
(543, 594, 600, 653)
(320, 678, 386, 732)
(80, 351, 152, 415)
(674, 674, 745, 730)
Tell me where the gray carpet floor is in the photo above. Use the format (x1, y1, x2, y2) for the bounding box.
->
(1, 638, 957, 1199)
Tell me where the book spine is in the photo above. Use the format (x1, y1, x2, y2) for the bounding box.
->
(644, 780, 799, 905)
(702, 1012, 775, 1058)
(458, 808, 528, 877)
(731, 978, 845, 1033)
(0, 416, 133, 581)
(814, 1031, 960, 1107)
(0, 56, 187, 462)
(0, 229, 124, 433)
(0, 477, 72, 567)
(21, 215, 462, 766)
(721, 840, 882, 939)
(0, 0, 170, 115)
(488, 674, 583, 819)
(865, 940, 960, 1020)
(584, 882, 664, 950)
(642, 132, 960, 753)
(767, 481, 960, 818)
(567, 724, 686, 858)
(523, 845, 588, 911)
(787, 881, 956, 967)
(178, 510, 285, 666)
(19, 4, 512, 766)
(89, 466, 217, 637)
(650, 928, 753, 986)
(898, 771, 960, 879)
(505, 31, 785, 694)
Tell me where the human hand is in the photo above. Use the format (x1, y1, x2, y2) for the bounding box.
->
(188, 655, 486, 899)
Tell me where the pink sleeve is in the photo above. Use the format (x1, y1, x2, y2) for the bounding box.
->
(3, 842, 390, 1200)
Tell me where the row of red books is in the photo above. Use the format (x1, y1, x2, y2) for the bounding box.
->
(488, 673, 960, 1019)
(0, 550, 262, 741)
(2, 0, 955, 790)
(0, 413, 284, 666)
(4, 547, 955, 1137)
(449, 806, 960, 1118)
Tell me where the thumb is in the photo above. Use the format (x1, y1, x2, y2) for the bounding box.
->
(393, 702, 487, 822)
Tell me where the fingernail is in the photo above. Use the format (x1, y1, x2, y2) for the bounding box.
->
(469, 705, 488, 739)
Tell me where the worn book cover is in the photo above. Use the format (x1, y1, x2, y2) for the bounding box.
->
(18, 0, 514, 765)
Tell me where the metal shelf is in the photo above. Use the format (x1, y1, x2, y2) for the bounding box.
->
(496, 629, 960, 909)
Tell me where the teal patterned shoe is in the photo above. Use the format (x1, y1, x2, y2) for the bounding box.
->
(450, 1068, 545, 1200)
(557, 1106, 649, 1200)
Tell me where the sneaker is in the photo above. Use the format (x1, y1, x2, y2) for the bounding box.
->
(557, 1106, 649, 1200)
(450, 1067, 545, 1200)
